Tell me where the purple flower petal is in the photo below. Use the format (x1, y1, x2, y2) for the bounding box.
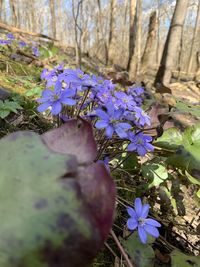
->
(143, 225, 160, 238)
(138, 225, 147, 244)
(61, 98, 76, 106)
(134, 198, 142, 217)
(37, 102, 51, 112)
(127, 143, 137, 151)
(106, 102, 115, 117)
(106, 125, 114, 138)
(51, 101, 62, 115)
(62, 89, 76, 98)
(145, 219, 161, 227)
(140, 204, 150, 219)
(96, 109, 109, 120)
(42, 89, 54, 98)
(127, 207, 137, 219)
(95, 120, 109, 129)
(117, 122, 132, 129)
(137, 145, 147, 156)
(127, 218, 138, 231)
(54, 80, 62, 95)
(115, 126, 128, 139)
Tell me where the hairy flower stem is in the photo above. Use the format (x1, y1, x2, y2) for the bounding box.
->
(76, 87, 91, 116)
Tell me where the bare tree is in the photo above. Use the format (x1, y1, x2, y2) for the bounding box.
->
(141, 11, 157, 73)
(96, 0, 108, 63)
(49, 0, 56, 38)
(9, 0, 18, 26)
(187, 1, 200, 74)
(72, 0, 84, 67)
(155, 0, 189, 86)
(127, 0, 137, 71)
(128, 0, 142, 80)
(108, 0, 116, 63)
(0, 0, 3, 21)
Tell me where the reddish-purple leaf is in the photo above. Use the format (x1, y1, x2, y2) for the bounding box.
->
(42, 118, 97, 164)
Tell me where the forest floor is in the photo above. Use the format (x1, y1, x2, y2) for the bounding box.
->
(0, 34, 200, 267)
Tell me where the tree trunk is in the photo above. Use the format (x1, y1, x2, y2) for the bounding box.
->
(0, 0, 3, 21)
(129, 0, 142, 80)
(187, 2, 200, 74)
(97, 0, 108, 64)
(141, 11, 157, 72)
(108, 0, 116, 63)
(49, 0, 56, 39)
(127, 0, 137, 71)
(72, 0, 84, 67)
(156, 0, 160, 64)
(154, 0, 189, 86)
(9, 0, 17, 26)
(136, 0, 142, 76)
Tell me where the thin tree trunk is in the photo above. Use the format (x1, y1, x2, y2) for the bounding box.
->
(129, 0, 142, 80)
(9, 0, 17, 26)
(141, 11, 157, 73)
(72, 0, 83, 67)
(154, 0, 189, 86)
(49, 0, 56, 38)
(156, 0, 160, 64)
(0, 0, 3, 21)
(187, 2, 200, 74)
(127, 0, 137, 71)
(108, 0, 116, 63)
(136, 0, 142, 76)
(97, 0, 108, 64)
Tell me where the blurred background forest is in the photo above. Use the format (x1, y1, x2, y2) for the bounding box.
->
(1, 0, 200, 85)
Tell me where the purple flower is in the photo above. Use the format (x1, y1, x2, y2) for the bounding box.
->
(18, 41, 26, 47)
(128, 86, 144, 96)
(37, 80, 76, 115)
(0, 39, 12, 45)
(134, 106, 151, 126)
(59, 69, 88, 87)
(95, 102, 132, 138)
(97, 88, 112, 103)
(127, 132, 154, 156)
(32, 46, 40, 57)
(115, 91, 136, 110)
(127, 198, 161, 244)
(7, 33, 15, 40)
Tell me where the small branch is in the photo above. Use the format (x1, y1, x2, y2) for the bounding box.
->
(110, 230, 135, 267)
(0, 22, 56, 41)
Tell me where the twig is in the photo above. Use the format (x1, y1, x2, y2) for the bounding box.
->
(110, 230, 135, 267)
(105, 242, 118, 258)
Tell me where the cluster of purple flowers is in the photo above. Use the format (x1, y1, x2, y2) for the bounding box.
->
(38, 66, 154, 157)
(0, 33, 40, 57)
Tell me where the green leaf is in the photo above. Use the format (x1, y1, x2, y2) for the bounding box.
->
(0, 110, 10, 119)
(170, 249, 200, 267)
(154, 127, 183, 150)
(25, 87, 42, 97)
(142, 162, 169, 188)
(197, 189, 200, 198)
(185, 170, 200, 185)
(121, 232, 155, 267)
(176, 100, 200, 117)
(122, 153, 140, 174)
(156, 124, 200, 175)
